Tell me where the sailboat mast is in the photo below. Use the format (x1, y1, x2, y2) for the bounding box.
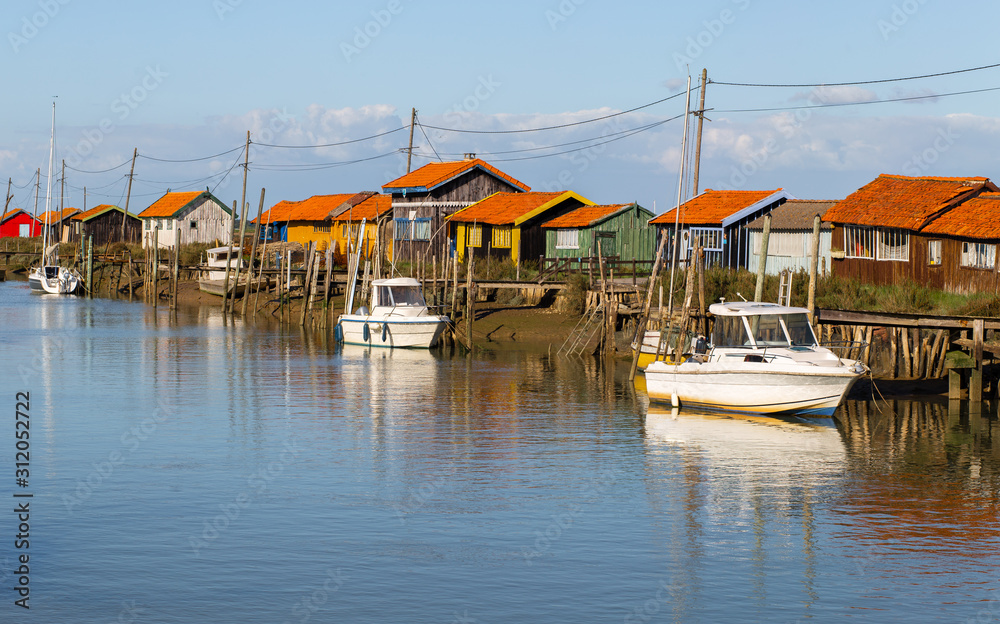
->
(666, 75, 692, 319)
(42, 101, 55, 255)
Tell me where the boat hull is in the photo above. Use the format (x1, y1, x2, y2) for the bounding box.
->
(643, 360, 863, 416)
(339, 314, 448, 348)
(28, 266, 81, 294)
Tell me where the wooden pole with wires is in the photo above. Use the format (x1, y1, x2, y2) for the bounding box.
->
(406, 108, 416, 173)
(692, 68, 708, 195)
(122, 148, 136, 241)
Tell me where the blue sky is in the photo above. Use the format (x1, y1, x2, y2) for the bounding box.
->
(3, 0, 999, 217)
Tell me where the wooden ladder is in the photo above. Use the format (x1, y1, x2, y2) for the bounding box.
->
(557, 303, 605, 357)
(778, 270, 793, 306)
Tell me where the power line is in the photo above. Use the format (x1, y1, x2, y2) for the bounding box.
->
(711, 61, 1000, 88)
(66, 159, 132, 174)
(714, 85, 1000, 114)
(418, 89, 692, 135)
(255, 126, 406, 148)
(252, 150, 399, 172)
(138, 145, 244, 163)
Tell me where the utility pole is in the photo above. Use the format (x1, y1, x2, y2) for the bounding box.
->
(692, 68, 709, 196)
(229, 131, 251, 315)
(122, 148, 137, 242)
(4, 178, 11, 212)
(406, 108, 416, 173)
(33, 168, 40, 221)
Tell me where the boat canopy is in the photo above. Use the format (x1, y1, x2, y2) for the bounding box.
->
(708, 301, 810, 317)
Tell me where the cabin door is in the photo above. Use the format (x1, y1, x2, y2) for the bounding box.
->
(18, 224, 30, 238)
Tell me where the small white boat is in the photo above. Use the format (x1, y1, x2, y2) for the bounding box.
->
(28, 264, 81, 294)
(200, 246, 244, 280)
(642, 301, 867, 416)
(338, 277, 449, 348)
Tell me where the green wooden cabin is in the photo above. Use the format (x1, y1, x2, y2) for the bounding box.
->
(541, 202, 655, 260)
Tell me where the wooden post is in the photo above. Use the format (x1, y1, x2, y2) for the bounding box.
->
(222, 200, 237, 314)
(323, 248, 333, 328)
(171, 228, 179, 310)
(888, 327, 898, 379)
(299, 242, 315, 326)
(901, 326, 912, 377)
(753, 214, 771, 302)
(151, 229, 158, 308)
(628, 234, 670, 381)
(242, 188, 265, 317)
(807, 214, 820, 323)
(697, 243, 706, 336)
(971, 318, 984, 403)
(86, 236, 93, 298)
(465, 255, 475, 350)
(127, 251, 134, 300)
(451, 252, 459, 319)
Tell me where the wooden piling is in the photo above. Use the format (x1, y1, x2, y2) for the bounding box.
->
(300, 242, 315, 326)
(465, 256, 475, 351)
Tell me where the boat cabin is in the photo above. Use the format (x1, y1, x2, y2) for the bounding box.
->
(203, 246, 245, 280)
(710, 302, 818, 349)
(367, 278, 430, 316)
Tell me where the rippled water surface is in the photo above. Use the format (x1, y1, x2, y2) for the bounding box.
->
(1, 281, 999, 623)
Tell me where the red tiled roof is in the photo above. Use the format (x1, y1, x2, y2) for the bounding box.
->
(71, 204, 134, 221)
(541, 203, 637, 228)
(382, 159, 530, 193)
(38, 208, 79, 223)
(823, 174, 995, 230)
(649, 189, 783, 226)
(138, 191, 209, 218)
(330, 194, 392, 222)
(447, 191, 592, 226)
(922, 192, 1000, 238)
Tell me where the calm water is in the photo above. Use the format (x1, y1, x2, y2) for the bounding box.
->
(1, 280, 999, 623)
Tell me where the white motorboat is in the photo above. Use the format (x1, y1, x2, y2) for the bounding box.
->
(338, 277, 449, 348)
(642, 301, 867, 416)
(200, 245, 244, 280)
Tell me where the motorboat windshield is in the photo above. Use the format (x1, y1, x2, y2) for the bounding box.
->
(376, 284, 427, 308)
(713, 312, 818, 348)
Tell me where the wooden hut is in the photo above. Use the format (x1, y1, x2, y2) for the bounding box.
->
(382, 158, 530, 263)
(70, 204, 141, 246)
(744, 200, 836, 276)
(541, 202, 655, 262)
(447, 191, 592, 263)
(823, 174, 998, 289)
(329, 193, 393, 265)
(0, 209, 42, 238)
(648, 189, 793, 269)
(138, 190, 233, 249)
(37, 208, 80, 243)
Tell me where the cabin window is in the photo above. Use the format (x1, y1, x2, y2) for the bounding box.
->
(467, 224, 483, 248)
(393, 218, 430, 241)
(713, 316, 748, 347)
(689, 227, 723, 251)
(927, 240, 942, 266)
(961, 242, 995, 270)
(144, 220, 150, 231)
(189, 220, 197, 229)
(492, 226, 512, 249)
(876, 228, 908, 261)
(314, 224, 331, 233)
(556, 229, 579, 249)
(844, 226, 874, 259)
(166, 219, 173, 230)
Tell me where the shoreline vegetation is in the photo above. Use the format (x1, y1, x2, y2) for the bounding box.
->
(4, 238, 998, 395)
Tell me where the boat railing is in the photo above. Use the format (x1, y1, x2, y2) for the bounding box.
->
(820, 340, 868, 354)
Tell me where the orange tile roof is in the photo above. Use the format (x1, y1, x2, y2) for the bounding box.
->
(254, 199, 301, 224)
(921, 192, 1000, 238)
(254, 193, 376, 223)
(37, 208, 79, 223)
(382, 159, 530, 193)
(823, 174, 996, 230)
(330, 194, 392, 222)
(447, 191, 593, 226)
(139, 191, 211, 218)
(541, 203, 639, 228)
(1, 209, 29, 223)
(649, 189, 784, 226)
(72, 204, 135, 221)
